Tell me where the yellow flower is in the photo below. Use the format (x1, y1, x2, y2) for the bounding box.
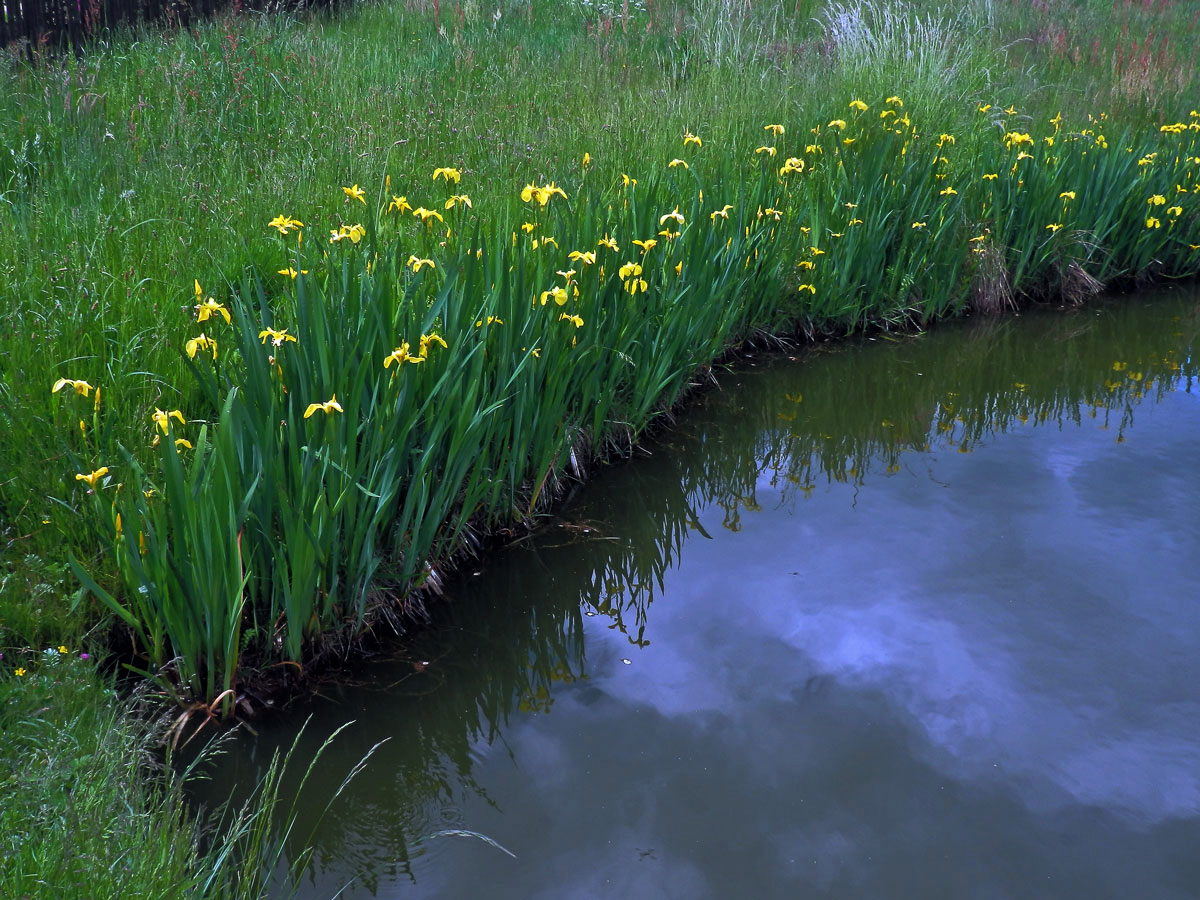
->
(668, 159, 689, 169)
(258, 327, 297, 347)
(520, 182, 567, 206)
(683, 131, 702, 147)
(418, 333, 448, 358)
(674, 261, 682, 275)
(659, 207, 686, 226)
(779, 157, 805, 175)
(57, 645, 68, 654)
(1167, 205, 1183, 217)
(982, 173, 999, 181)
(52, 378, 93, 397)
(444, 194, 472, 209)
(755, 145, 777, 157)
(540, 285, 569, 306)
(632, 238, 658, 254)
(14, 667, 25, 677)
(1147, 194, 1166, 206)
(383, 343, 422, 369)
(173, 438, 193, 450)
(621, 173, 637, 188)
(1046, 223, 1063, 233)
(886, 96, 903, 107)
(710, 204, 733, 222)
(1004, 104, 1017, 115)
(978, 104, 992, 113)
(940, 186, 958, 196)
(568, 250, 597, 265)
(805, 143, 821, 154)
(388, 195, 412, 215)
(304, 395, 343, 417)
(624, 277, 648, 295)
(618, 261, 643, 280)
(412, 208, 445, 226)
(1146, 217, 1161, 229)
(185, 333, 218, 360)
(531, 236, 558, 250)
(560, 313, 584, 327)
(810, 246, 825, 256)
(658, 229, 680, 239)
(195, 297, 230, 325)
(277, 267, 309, 279)
(407, 255, 436, 272)
(848, 218, 863, 226)
(474, 316, 504, 327)
(1003, 131, 1033, 149)
(152, 408, 185, 434)
(765, 123, 785, 135)
(798, 260, 815, 269)
(1059, 191, 1076, 200)
(797, 284, 816, 294)
(267, 215, 304, 235)
(329, 223, 366, 243)
(912, 221, 926, 229)
(582, 152, 591, 167)
(432, 167, 462, 184)
(342, 184, 366, 204)
(75, 467, 109, 489)
(848, 99, 867, 111)
(598, 234, 619, 251)
(1016, 151, 1034, 161)
(827, 119, 846, 129)
(936, 133, 955, 147)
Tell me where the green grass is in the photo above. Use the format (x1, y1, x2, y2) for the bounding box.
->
(0, 0, 1198, 893)
(2, 0, 1199, 695)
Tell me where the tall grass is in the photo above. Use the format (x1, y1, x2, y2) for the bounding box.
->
(0, 653, 372, 899)
(0, 0, 1198, 702)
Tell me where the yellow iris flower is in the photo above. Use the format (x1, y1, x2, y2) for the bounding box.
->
(152, 408, 186, 434)
(195, 297, 231, 325)
(432, 167, 462, 184)
(683, 132, 702, 147)
(52, 378, 93, 397)
(267, 215, 304, 235)
(185, 333, 218, 360)
(419, 333, 448, 358)
(342, 184, 366, 204)
(407, 255, 436, 272)
(388, 195, 412, 215)
(632, 238, 657, 254)
(259, 327, 297, 346)
(75, 467, 109, 489)
(540, 285, 569, 306)
(659, 207, 686, 226)
(303, 394, 344, 417)
(383, 344, 423, 369)
(764, 123, 785, 135)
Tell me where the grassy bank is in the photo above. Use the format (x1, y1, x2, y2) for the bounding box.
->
(1, 0, 1199, 890)
(0, 653, 290, 899)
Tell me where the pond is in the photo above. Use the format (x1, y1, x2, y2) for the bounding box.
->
(193, 285, 1200, 899)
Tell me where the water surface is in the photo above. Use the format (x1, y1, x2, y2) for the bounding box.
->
(196, 287, 1200, 899)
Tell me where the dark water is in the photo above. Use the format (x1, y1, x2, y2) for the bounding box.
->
(194, 287, 1200, 899)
